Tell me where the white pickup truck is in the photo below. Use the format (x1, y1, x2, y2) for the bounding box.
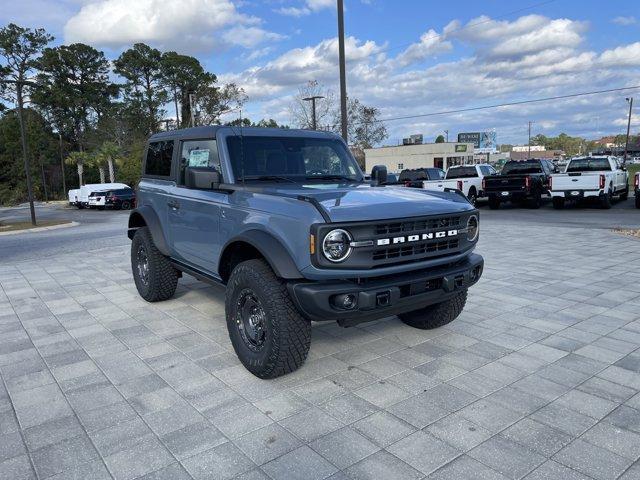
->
(549, 156, 629, 209)
(423, 164, 496, 206)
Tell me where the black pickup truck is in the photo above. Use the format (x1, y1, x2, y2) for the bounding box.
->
(483, 159, 557, 209)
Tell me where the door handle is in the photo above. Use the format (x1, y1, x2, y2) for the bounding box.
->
(167, 200, 180, 210)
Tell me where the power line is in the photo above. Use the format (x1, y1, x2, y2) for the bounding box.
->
(370, 85, 640, 125)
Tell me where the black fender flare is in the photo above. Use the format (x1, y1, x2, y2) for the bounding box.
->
(221, 230, 303, 280)
(127, 206, 171, 256)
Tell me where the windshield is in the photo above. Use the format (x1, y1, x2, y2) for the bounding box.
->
(446, 166, 477, 179)
(566, 158, 611, 172)
(226, 135, 362, 183)
(501, 161, 542, 175)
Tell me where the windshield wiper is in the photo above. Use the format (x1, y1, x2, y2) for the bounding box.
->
(238, 175, 297, 184)
(305, 175, 358, 182)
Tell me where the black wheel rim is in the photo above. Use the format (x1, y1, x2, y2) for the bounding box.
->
(136, 244, 150, 286)
(235, 289, 267, 352)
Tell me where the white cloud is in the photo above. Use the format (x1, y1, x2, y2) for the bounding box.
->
(276, 0, 334, 16)
(612, 16, 637, 26)
(64, 0, 282, 52)
(224, 14, 640, 144)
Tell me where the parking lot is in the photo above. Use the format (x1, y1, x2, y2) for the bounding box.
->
(1, 202, 640, 480)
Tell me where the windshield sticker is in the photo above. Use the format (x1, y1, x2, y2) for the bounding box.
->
(188, 149, 210, 167)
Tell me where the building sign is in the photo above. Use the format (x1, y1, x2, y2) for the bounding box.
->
(458, 131, 497, 153)
(455, 144, 467, 152)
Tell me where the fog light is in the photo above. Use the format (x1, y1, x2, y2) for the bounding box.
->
(332, 293, 357, 310)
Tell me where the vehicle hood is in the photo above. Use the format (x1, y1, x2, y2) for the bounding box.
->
(259, 184, 474, 222)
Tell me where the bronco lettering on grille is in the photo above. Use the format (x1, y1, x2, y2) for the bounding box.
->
(376, 229, 458, 246)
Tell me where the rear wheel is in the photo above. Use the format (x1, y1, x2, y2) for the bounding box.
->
(529, 189, 542, 209)
(488, 197, 500, 210)
(131, 227, 178, 302)
(467, 189, 477, 207)
(620, 187, 629, 201)
(226, 259, 311, 378)
(399, 291, 467, 329)
(552, 197, 565, 210)
(600, 189, 613, 209)
(635, 195, 640, 209)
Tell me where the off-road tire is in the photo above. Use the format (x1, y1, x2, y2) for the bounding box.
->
(600, 189, 613, 209)
(488, 197, 500, 210)
(552, 197, 565, 210)
(131, 227, 178, 302)
(398, 290, 467, 329)
(620, 187, 629, 201)
(226, 259, 311, 379)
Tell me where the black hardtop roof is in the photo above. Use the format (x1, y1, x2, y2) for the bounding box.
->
(148, 126, 341, 141)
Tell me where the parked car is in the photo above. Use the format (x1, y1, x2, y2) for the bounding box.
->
(88, 190, 108, 209)
(68, 188, 81, 207)
(76, 183, 130, 208)
(483, 159, 556, 209)
(424, 164, 497, 206)
(128, 126, 483, 378)
(104, 188, 136, 209)
(399, 167, 445, 188)
(635, 172, 639, 209)
(549, 156, 629, 209)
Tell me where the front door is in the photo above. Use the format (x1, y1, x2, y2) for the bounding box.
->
(167, 138, 227, 274)
(434, 157, 444, 169)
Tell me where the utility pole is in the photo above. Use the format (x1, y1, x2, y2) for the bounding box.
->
(527, 121, 534, 159)
(444, 130, 449, 142)
(303, 95, 324, 130)
(337, 0, 348, 142)
(14, 80, 37, 225)
(624, 97, 633, 164)
(58, 132, 66, 199)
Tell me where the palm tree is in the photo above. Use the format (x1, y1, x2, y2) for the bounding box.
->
(96, 141, 120, 182)
(87, 151, 107, 184)
(65, 151, 90, 187)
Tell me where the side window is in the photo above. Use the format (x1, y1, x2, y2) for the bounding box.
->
(479, 166, 489, 176)
(145, 141, 174, 177)
(178, 139, 220, 186)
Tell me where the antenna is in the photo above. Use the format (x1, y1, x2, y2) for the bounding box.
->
(239, 109, 245, 187)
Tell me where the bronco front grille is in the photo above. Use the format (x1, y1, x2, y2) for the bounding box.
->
(372, 239, 460, 261)
(375, 216, 462, 235)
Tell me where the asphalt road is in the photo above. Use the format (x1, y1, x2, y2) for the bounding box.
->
(1, 196, 639, 263)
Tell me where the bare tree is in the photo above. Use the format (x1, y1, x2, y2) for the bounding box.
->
(288, 81, 337, 130)
(194, 82, 247, 126)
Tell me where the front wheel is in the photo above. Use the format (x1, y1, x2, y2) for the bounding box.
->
(226, 259, 311, 379)
(398, 291, 467, 329)
(121, 201, 130, 210)
(131, 227, 179, 302)
(635, 195, 640, 209)
(488, 197, 500, 210)
(552, 197, 565, 210)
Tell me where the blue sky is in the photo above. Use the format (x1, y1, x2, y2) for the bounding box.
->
(3, 0, 640, 144)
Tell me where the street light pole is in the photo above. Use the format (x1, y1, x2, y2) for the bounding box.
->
(624, 97, 633, 164)
(302, 95, 324, 130)
(527, 121, 534, 159)
(337, 0, 348, 142)
(444, 130, 449, 142)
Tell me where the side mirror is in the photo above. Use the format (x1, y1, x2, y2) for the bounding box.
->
(186, 167, 221, 190)
(371, 165, 388, 185)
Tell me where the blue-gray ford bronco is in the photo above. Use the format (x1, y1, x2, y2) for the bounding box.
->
(128, 126, 483, 378)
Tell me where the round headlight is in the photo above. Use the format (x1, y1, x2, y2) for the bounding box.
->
(322, 229, 352, 262)
(467, 215, 479, 242)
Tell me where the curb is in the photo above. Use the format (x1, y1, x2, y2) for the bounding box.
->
(0, 221, 80, 236)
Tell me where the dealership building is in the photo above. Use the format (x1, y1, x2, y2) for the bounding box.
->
(364, 142, 475, 173)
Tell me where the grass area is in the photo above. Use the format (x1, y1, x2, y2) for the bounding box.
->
(0, 219, 72, 232)
(628, 164, 640, 187)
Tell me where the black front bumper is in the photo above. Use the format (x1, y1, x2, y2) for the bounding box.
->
(288, 253, 483, 324)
